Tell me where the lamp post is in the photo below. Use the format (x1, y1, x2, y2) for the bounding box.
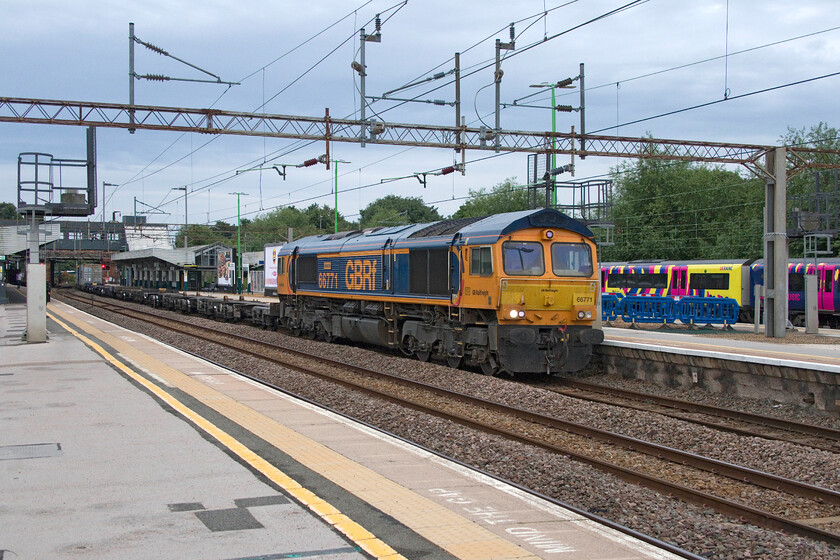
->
(332, 159, 350, 233)
(172, 186, 188, 248)
(229, 192, 247, 294)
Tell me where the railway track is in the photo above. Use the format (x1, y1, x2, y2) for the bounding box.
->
(59, 290, 840, 547)
(543, 379, 840, 453)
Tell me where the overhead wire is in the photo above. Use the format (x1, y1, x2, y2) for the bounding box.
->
(122, 1, 838, 227)
(124, 0, 636, 222)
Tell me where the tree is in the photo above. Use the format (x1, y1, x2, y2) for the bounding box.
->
(602, 158, 762, 262)
(451, 178, 529, 219)
(359, 195, 441, 228)
(302, 203, 354, 232)
(780, 122, 840, 256)
(0, 202, 19, 220)
(174, 223, 230, 248)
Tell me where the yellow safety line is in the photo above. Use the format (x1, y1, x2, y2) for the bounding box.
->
(48, 311, 406, 560)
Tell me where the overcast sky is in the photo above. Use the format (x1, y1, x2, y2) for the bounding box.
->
(1, 0, 838, 228)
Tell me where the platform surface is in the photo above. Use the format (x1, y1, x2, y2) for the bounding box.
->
(1, 295, 683, 560)
(603, 325, 840, 373)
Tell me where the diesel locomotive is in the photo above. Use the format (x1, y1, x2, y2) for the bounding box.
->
(274, 208, 604, 375)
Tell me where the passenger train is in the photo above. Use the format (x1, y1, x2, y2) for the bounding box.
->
(601, 258, 840, 328)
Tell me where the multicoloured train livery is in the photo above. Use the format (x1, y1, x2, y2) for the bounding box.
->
(602, 258, 840, 328)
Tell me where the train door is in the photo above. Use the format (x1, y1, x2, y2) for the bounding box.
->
(289, 248, 298, 293)
(382, 239, 393, 293)
(449, 247, 461, 304)
(820, 264, 835, 312)
(670, 265, 687, 297)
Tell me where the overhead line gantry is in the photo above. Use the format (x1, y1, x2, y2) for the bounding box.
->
(3, 95, 840, 339)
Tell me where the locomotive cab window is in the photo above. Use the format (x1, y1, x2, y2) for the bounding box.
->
(550, 242, 592, 277)
(502, 241, 544, 276)
(470, 246, 493, 276)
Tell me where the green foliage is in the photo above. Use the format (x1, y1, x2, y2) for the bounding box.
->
(601, 159, 763, 262)
(452, 178, 530, 219)
(0, 202, 19, 220)
(359, 195, 442, 228)
(781, 122, 840, 194)
(173, 222, 235, 248)
(780, 122, 840, 256)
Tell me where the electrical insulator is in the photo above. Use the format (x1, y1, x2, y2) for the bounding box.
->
(554, 105, 574, 112)
(375, 15, 381, 33)
(433, 72, 445, 80)
(440, 166, 455, 175)
(557, 77, 574, 88)
(302, 158, 318, 167)
(433, 99, 445, 106)
(509, 23, 515, 42)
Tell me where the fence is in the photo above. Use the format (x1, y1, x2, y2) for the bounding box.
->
(602, 294, 739, 327)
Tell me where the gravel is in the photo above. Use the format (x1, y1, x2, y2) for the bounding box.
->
(61, 293, 840, 559)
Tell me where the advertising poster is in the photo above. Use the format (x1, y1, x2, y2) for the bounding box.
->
(264, 244, 281, 294)
(217, 249, 233, 287)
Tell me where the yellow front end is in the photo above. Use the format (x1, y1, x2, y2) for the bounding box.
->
(498, 278, 599, 325)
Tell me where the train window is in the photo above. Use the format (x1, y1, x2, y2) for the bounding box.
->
(607, 271, 627, 289)
(502, 241, 544, 276)
(634, 272, 668, 289)
(470, 246, 493, 276)
(671, 270, 686, 290)
(278, 257, 285, 275)
(789, 273, 805, 292)
(690, 272, 729, 291)
(550, 243, 592, 277)
(824, 272, 833, 293)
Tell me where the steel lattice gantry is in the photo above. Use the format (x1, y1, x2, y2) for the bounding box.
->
(4, 96, 840, 337)
(1, 96, 837, 175)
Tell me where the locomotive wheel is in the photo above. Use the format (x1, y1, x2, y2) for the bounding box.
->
(316, 324, 334, 343)
(479, 361, 498, 376)
(415, 349, 431, 362)
(446, 355, 463, 369)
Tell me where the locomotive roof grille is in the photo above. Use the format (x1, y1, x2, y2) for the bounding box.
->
(408, 216, 485, 238)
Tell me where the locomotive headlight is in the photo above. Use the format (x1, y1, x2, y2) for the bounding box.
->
(518, 310, 526, 318)
(585, 311, 592, 319)
(509, 309, 519, 319)
(577, 310, 586, 319)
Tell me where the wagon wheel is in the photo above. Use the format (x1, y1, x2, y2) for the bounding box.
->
(445, 355, 463, 369)
(415, 349, 432, 362)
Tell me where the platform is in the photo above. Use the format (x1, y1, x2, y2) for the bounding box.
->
(1, 296, 684, 560)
